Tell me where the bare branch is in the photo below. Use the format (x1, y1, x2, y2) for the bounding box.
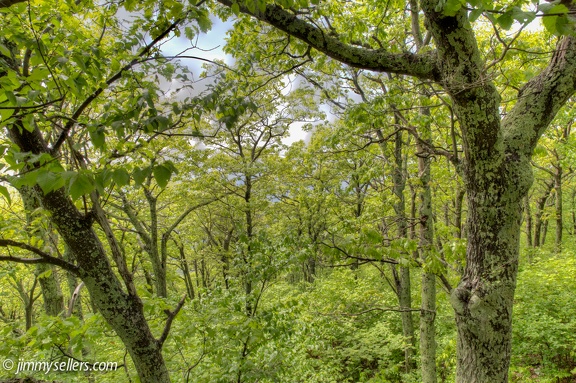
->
(0, 239, 79, 273)
(157, 295, 186, 348)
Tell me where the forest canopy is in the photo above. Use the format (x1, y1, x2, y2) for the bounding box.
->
(1, 0, 576, 382)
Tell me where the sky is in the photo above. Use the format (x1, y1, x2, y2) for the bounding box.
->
(136, 7, 545, 147)
(155, 15, 314, 146)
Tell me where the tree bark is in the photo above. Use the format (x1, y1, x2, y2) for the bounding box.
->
(454, 187, 465, 239)
(554, 165, 563, 251)
(18, 187, 65, 317)
(533, 182, 553, 247)
(36, 264, 64, 316)
(417, 106, 437, 383)
(380, 126, 416, 373)
(524, 196, 533, 247)
(7, 126, 171, 383)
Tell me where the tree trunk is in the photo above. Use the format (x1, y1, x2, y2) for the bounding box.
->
(178, 244, 195, 300)
(7, 125, 171, 383)
(18, 187, 65, 317)
(554, 166, 563, 251)
(534, 182, 553, 247)
(43, 190, 171, 383)
(144, 189, 167, 298)
(382, 126, 416, 373)
(417, 106, 437, 383)
(36, 264, 64, 316)
(541, 219, 549, 246)
(454, 187, 465, 239)
(451, 191, 523, 383)
(524, 196, 533, 247)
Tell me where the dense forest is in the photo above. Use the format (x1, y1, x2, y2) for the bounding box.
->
(2, 0, 576, 382)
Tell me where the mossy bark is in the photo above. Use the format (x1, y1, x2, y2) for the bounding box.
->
(417, 107, 437, 383)
(7, 126, 171, 383)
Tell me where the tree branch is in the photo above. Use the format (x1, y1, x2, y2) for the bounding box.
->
(0, 239, 79, 273)
(503, 36, 576, 156)
(216, 0, 440, 80)
(0, 0, 25, 8)
(157, 295, 186, 348)
(50, 17, 185, 154)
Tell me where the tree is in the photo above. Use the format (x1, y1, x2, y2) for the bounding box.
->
(215, 1, 576, 381)
(0, 0, 211, 381)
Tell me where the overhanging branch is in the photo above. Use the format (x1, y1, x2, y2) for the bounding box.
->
(216, 0, 440, 81)
(0, 239, 79, 273)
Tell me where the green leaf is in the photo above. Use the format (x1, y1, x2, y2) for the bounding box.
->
(37, 268, 53, 279)
(89, 127, 106, 149)
(556, 15, 573, 36)
(0, 107, 15, 123)
(0, 43, 11, 57)
(497, 12, 513, 30)
(133, 166, 151, 186)
(69, 173, 94, 200)
(362, 228, 383, 244)
(0, 185, 11, 205)
(112, 168, 130, 187)
(469, 7, 483, 22)
(542, 4, 569, 35)
(36, 171, 64, 194)
(15, 170, 40, 188)
(231, 1, 240, 14)
(443, 0, 465, 16)
(197, 13, 212, 32)
(153, 164, 172, 189)
(94, 169, 112, 193)
(511, 7, 535, 24)
(246, 0, 256, 13)
(543, 14, 558, 35)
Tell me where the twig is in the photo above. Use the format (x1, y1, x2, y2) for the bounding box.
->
(158, 295, 186, 348)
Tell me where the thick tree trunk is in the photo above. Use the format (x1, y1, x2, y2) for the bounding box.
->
(41, 190, 171, 383)
(7, 125, 171, 383)
(451, 191, 523, 383)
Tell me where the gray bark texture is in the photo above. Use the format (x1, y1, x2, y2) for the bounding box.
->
(417, 107, 437, 383)
(218, 1, 576, 381)
(390, 128, 416, 373)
